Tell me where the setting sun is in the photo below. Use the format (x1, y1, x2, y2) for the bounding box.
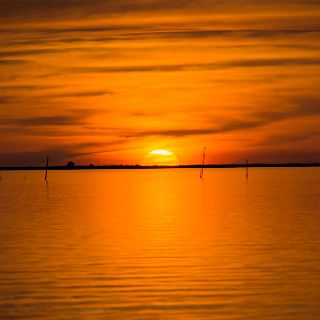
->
(149, 150, 173, 156)
(143, 149, 178, 165)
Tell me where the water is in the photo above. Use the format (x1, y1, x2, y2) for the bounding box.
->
(0, 168, 320, 320)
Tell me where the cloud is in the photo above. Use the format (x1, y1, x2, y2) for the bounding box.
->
(0, 109, 100, 127)
(0, 85, 62, 91)
(123, 99, 320, 138)
(0, 139, 128, 166)
(0, 0, 209, 23)
(0, 49, 71, 58)
(0, 115, 85, 127)
(3, 25, 319, 37)
(0, 95, 16, 104)
(65, 57, 320, 74)
(0, 149, 77, 166)
(0, 149, 96, 166)
(19, 116, 86, 126)
(114, 29, 320, 42)
(2, 28, 319, 48)
(261, 131, 320, 146)
(0, 90, 112, 107)
(222, 148, 320, 164)
(0, 46, 118, 57)
(123, 128, 214, 138)
(47, 90, 114, 98)
(1, 0, 319, 22)
(0, 59, 28, 65)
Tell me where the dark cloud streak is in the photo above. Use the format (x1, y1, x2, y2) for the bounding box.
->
(1, 0, 319, 22)
(47, 90, 114, 98)
(0, 115, 86, 127)
(0, 59, 29, 65)
(66, 57, 320, 74)
(124, 100, 320, 138)
(2, 28, 319, 48)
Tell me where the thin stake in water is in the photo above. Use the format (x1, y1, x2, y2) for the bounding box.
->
(200, 147, 206, 179)
(45, 155, 49, 182)
(246, 159, 249, 180)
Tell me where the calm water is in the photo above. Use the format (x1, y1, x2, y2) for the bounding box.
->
(0, 168, 320, 320)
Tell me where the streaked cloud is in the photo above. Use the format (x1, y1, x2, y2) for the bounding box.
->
(1, 0, 319, 21)
(0, 59, 29, 65)
(65, 58, 320, 75)
(122, 101, 320, 138)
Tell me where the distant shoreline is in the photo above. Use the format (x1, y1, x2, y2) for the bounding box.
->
(0, 163, 319, 171)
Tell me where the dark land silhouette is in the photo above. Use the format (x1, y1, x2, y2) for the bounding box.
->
(0, 163, 319, 171)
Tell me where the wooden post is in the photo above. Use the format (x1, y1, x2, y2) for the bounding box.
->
(45, 155, 49, 182)
(200, 147, 206, 178)
(246, 159, 249, 180)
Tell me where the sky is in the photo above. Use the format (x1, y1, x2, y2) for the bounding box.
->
(0, 0, 320, 166)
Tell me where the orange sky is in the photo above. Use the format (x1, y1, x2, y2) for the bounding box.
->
(0, 1, 320, 166)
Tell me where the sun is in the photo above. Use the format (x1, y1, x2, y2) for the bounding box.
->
(144, 149, 178, 165)
(149, 149, 173, 156)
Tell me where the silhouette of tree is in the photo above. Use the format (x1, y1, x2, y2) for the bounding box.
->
(66, 161, 75, 168)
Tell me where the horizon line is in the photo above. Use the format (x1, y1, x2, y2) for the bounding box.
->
(0, 162, 319, 171)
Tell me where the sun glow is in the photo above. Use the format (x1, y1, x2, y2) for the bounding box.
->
(144, 149, 178, 165)
(149, 150, 173, 156)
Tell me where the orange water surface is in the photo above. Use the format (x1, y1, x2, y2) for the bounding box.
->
(0, 168, 320, 319)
